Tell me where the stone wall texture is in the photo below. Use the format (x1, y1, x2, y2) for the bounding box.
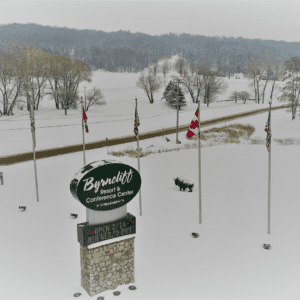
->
(80, 237, 135, 297)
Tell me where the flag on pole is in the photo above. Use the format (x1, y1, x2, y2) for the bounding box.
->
(29, 102, 39, 202)
(134, 104, 140, 140)
(265, 109, 271, 151)
(186, 108, 199, 139)
(83, 106, 89, 133)
(30, 106, 36, 148)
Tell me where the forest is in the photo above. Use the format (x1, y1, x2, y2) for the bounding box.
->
(0, 23, 297, 73)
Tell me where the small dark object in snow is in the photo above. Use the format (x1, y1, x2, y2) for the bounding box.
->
(70, 214, 78, 218)
(263, 244, 270, 250)
(192, 233, 199, 238)
(113, 291, 121, 296)
(129, 285, 136, 290)
(174, 177, 194, 192)
(176, 140, 181, 144)
(166, 137, 170, 142)
(97, 297, 105, 300)
(73, 293, 81, 297)
(19, 206, 26, 211)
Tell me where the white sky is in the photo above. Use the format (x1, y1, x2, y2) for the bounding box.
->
(0, 0, 300, 42)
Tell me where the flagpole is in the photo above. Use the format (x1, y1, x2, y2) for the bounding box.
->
(80, 97, 86, 166)
(135, 97, 142, 216)
(30, 100, 39, 202)
(198, 100, 202, 224)
(268, 101, 272, 234)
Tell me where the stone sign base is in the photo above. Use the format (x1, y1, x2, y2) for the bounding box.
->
(80, 237, 135, 297)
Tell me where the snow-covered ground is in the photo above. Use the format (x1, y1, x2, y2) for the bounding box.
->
(1, 106, 300, 300)
(2, 57, 300, 300)
(0, 55, 285, 157)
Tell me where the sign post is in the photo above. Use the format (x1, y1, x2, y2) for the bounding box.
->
(70, 160, 141, 297)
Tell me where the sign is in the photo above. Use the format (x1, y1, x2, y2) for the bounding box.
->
(77, 213, 136, 246)
(70, 160, 141, 211)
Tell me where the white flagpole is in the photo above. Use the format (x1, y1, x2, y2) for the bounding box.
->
(135, 98, 142, 216)
(198, 100, 202, 224)
(30, 100, 39, 202)
(80, 96, 88, 221)
(80, 96, 86, 166)
(268, 101, 272, 234)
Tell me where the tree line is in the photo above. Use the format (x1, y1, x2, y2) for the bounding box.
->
(136, 51, 287, 108)
(136, 52, 300, 121)
(0, 23, 295, 74)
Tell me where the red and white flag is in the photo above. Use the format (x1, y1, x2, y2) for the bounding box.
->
(82, 106, 89, 133)
(186, 108, 199, 139)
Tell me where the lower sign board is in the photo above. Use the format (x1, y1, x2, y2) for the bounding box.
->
(77, 213, 136, 247)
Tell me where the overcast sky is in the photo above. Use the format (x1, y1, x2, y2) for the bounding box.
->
(0, 0, 299, 42)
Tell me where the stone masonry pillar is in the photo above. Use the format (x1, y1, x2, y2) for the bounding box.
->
(80, 237, 135, 297)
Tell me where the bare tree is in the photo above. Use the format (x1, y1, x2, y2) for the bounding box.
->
(174, 72, 197, 103)
(260, 50, 273, 103)
(229, 91, 240, 103)
(148, 61, 160, 77)
(244, 55, 261, 103)
(53, 55, 92, 115)
(192, 74, 206, 103)
(204, 76, 228, 106)
(136, 70, 162, 104)
(173, 56, 188, 76)
(188, 61, 197, 76)
(21, 48, 52, 110)
(240, 91, 250, 104)
(161, 59, 171, 77)
(47, 54, 65, 109)
(193, 59, 228, 106)
(0, 50, 15, 115)
(279, 57, 300, 120)
(270, 57, 284, 102)
(84, 87, 106, 111)
(0, 41, 34, 115)
(190, 59, 215, 104)
(173, 59, 211, 104)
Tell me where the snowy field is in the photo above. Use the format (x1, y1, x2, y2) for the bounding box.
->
(0, 55, 285, 157)
(2, 56, 300, 300)
(1, 106, 300, 300)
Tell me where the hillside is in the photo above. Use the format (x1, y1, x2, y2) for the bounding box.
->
(0, 23, 296, 72)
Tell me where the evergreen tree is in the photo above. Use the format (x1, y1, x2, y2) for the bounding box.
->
(166, 84, 186, 110)
(161, 80, 174, 100)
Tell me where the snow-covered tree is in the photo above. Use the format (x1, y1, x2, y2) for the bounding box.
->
(161, 80, 174, 101)
(166, 84, 186, 110)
